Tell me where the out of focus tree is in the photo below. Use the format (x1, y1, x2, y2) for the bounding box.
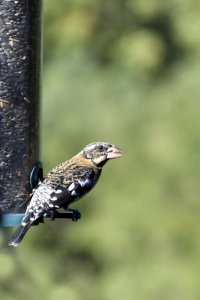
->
(44, 0, 200, 77)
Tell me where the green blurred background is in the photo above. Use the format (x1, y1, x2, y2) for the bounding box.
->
(1, 0, 200, 299)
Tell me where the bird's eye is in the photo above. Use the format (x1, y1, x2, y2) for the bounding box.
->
(97, 145, 104, 152)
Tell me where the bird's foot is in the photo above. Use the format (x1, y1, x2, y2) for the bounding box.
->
(65, 208, 81, 222)
(49, 210, 57, 221)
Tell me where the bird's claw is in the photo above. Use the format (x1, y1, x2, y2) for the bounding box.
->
(49, 211, 57, 221)
(66, 208, 81, 222)
(72, 210, 81, 222)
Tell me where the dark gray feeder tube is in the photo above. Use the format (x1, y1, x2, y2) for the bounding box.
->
(0, 1, 43, 215)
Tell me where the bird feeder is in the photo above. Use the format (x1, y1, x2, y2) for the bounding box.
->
(0, 0, 80, 227)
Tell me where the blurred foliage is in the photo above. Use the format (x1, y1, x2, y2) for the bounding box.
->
(1, 0, 200, 299)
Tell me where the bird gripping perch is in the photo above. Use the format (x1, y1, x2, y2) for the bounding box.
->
(9, 142, 122, 247)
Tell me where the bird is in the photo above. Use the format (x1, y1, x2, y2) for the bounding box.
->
(9, 142, 122, 247)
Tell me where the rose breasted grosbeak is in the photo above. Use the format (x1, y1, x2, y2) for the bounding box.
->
(9, 142, 122, 247)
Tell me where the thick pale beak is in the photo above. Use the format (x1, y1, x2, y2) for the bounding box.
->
(107, 145, 122, 159)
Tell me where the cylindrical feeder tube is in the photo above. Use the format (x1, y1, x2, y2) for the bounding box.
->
(0, 0, 43, 214)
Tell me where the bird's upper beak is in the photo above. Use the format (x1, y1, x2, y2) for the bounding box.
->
(106, 145, 122, 159)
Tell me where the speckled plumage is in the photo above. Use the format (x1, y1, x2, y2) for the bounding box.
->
(9, 142, 122, 247)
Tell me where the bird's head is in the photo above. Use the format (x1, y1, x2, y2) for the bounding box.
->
(81, 142, 122, 167)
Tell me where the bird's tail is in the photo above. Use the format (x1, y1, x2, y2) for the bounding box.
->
(9, 223, 32, 247)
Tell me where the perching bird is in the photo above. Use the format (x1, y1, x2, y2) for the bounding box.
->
(9, 142, 122, 247)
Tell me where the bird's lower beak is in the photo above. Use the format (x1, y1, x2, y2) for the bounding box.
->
(107, 146, 122, 159)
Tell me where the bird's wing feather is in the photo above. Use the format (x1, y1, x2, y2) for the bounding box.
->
(48, 167, 100, 208)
